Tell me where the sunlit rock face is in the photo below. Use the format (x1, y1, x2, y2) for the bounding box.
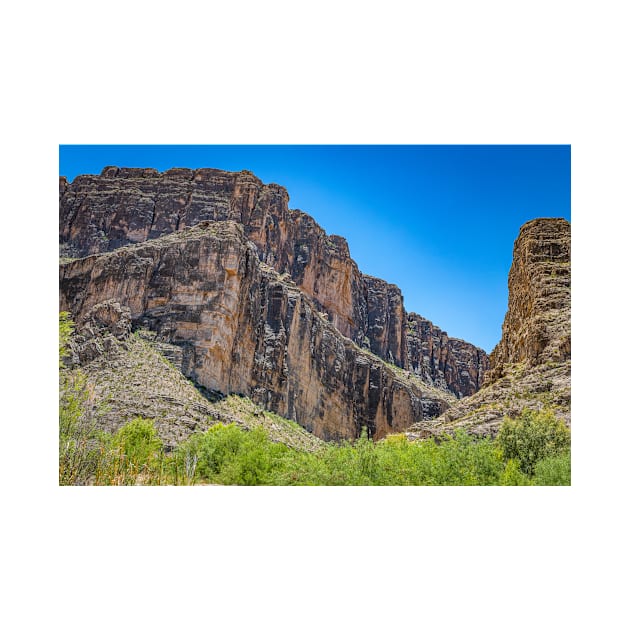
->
(487, 218, 571, 379)
(60, 222, 454, 441)
(60, 167, 488, 400)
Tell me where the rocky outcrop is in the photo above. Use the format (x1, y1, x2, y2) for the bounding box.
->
(405, 218, 571, 438)
(406, 313, 489, 398)
(486, 218, 571, 381)
(360, 276, 406, 364)
(63, 318, 325, 452)
(59, 167, 487, 395)
(405, 361, 571, 439)
(60, 222, 454, 441)
(61, 168, 382, 360)
(63, 299, 132, 365)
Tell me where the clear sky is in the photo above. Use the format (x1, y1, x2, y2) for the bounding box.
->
(59, 145, 570, 352)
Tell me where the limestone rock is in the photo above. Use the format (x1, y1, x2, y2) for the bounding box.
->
(64, 322, 325, 452)
(59, 167, 487, 397)
(406, 313, 489, 398)
(486, 218, 571, 381)
(405, 361, 571, 439)
(60, 222, 454, 441)
(64, 299, 132, 365)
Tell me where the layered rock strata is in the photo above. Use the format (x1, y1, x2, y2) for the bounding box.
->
(406, 313, 489, 398)
(405, 218, 571, 438)
(59, 167, 487, 395)
(485, 218, 571, 381)
(60, 222, 454, 441)
(59, 167, 396, 360)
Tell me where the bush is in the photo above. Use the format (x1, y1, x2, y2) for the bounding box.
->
(92, 418, 165, 485)
(174, 423, 289, 485)
(499, 459, 532, 486)
(411, 430, 505, 486)
(59, 370, 103, 485)
(112, 417, 163, 468)
(59, 311, 74, 367)
(271, 428, 506, 486)
(533, 451, 571, 485)
(497, 408, 570, 475)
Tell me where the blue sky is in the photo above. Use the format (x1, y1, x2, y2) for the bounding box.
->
(59, 145, 570, 352)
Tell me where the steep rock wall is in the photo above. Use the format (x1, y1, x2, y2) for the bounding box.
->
(486, 217, 571, 381)
(60, 222, 452, 441)
(406, 313, 489, 398)
(60, 167, 408, 365)
(59, 166, 488, 395)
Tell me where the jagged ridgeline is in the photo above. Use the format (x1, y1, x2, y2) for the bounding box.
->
(59, 167, 569, 445)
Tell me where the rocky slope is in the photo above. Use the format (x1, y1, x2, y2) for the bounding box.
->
(60, 221, 455, 441)
(405, 218, 571, 439)
(59, 167, 487, 397)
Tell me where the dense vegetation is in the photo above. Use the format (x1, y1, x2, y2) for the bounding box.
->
(60, 314, 570, 486)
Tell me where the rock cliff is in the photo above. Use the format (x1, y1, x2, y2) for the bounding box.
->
(60, 222, 454, 441)
(406, 313, 489, 398)
(62, 301, 325, 451)
(485, 218, 571, 381)
(405, 218, 571, 439)
(59, 167, 487, 397)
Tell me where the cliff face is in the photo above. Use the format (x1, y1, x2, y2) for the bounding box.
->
(405, 218, 571, 439)
(62, 299, 325, 451)
(486, 218, 571, 380)
(60, 167, 389, 358)
(60, 222, 453, 441)
(406, 314, 490, 398)
(59, 167, 487, 396)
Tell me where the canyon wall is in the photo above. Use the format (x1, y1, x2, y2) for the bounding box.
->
(60, 222, 453, 441)
(60, 167, 488, 397)
(406, 314, 489, 398)
(486, 217, 571, 380)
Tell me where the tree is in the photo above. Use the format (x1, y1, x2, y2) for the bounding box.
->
(497, 408, 570, 475)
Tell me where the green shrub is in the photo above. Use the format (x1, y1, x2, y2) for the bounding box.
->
(59, 370, 102, 485)
(533, 451, 571, 486)
(59, 311, 74, 367)
(271, 429, 505, 486)
(90, 418, 165, 485)
(174, 423, 289, 485)
(499, 459, 532, 486)
(413, 430, 505, 485)
(497, 408, 570, 475)
(111, 417, 163, 468)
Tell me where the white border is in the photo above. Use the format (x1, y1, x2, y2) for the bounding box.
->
(4, 1, 628, 628)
